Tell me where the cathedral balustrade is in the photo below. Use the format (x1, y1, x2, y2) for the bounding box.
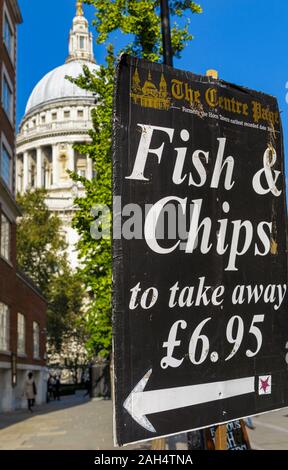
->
(18, 119, 92, 142)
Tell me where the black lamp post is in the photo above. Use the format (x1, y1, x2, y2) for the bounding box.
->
(160, 0, 173, 67)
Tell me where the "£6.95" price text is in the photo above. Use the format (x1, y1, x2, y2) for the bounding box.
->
(161, 314, 265, 369)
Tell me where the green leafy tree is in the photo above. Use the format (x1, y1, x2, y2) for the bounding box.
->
(86, 0, 202, 61)
(17, 189, 86, 358)
(47, 265, 88, 383)
(47, 264, 85, 353)
(69, 0, 202, 358)
(16, 189, 66, 295)
(68, 49, 114, 358)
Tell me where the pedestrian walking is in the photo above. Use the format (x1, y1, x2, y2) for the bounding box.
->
(54, 375, 61, 400)
(83, 377, 91, 397)
(244, 416, 255, 430)
(47, 375, 54, 402)
(102, 358, 111, 400)
(24, 372, 37, 412)
(83, 363, 92, 398)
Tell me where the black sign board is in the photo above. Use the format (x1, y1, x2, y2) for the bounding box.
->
(112, 55, 288, 446)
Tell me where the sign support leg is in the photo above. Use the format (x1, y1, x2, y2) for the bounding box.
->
(151, 438, 166, 450)
(215, 425, 227, 450)
(240, 419, 251, 449)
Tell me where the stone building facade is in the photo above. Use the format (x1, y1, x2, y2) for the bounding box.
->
(0, 0, 47, 412)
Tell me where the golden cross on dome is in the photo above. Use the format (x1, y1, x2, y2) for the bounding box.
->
(76, 0, 83, 16)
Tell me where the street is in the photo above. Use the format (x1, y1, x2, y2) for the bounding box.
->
(0, 393, 144, 450)
(0, 392, 287, 450)
(247, 411, 288, 450)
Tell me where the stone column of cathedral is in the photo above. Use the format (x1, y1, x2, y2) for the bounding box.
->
(87, 155, 93, 180)
(67, 144, 75, 173)
(23, 151, 29, 191)
(52, 144, 59, 187)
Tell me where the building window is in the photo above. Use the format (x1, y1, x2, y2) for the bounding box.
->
(33, 322, 40, 358)
(1, 144, 11, 189)
(79, 36, 85, 49)
(17, 313, 26, 355)
(0, 213, 11, 262)
(77, 168, 86, 178)
(77, 109, 84, 118)
(64, 110, 70, 119)
(52, 112, 57, 120)
(2, 75, 13, 120)
(18, 166, 23, 193)
(3, 14, 14, 59)
(0, 303, 9, 352)
(41, 115, 46, 124)
(77, 157, 87, 178)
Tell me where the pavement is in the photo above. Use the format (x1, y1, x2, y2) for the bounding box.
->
(0, 393, 143, 450)
(247, 410, 288, 450)
(0, 392, 288, 450)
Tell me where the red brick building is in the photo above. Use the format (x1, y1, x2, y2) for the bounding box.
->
(0, 0, 47, 411)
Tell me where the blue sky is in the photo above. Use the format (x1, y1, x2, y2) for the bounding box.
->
(17, 0, 288, 167)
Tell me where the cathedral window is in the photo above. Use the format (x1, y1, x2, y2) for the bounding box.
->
(30, 164, 36, 187)
(76, 156, 87, 178)
(77, 168, 86, 177)
(79, 36, 85, 49)
(52, 112, 57, 120)
(78, 109, 84, 118)
(64, 110, 70, 119)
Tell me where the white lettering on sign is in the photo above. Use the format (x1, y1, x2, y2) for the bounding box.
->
(160, 314, 265, 369)
(252, 146, 282, 197)
(126, 124, 278, 271)
(129, 283, 159, 310)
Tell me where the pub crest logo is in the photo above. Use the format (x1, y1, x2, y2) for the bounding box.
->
(131, 68, 171, 110)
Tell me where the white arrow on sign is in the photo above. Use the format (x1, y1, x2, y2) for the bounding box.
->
(123, 370, 255, 432)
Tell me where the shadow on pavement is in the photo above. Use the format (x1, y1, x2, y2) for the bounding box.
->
(0, 392, 96, 431)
